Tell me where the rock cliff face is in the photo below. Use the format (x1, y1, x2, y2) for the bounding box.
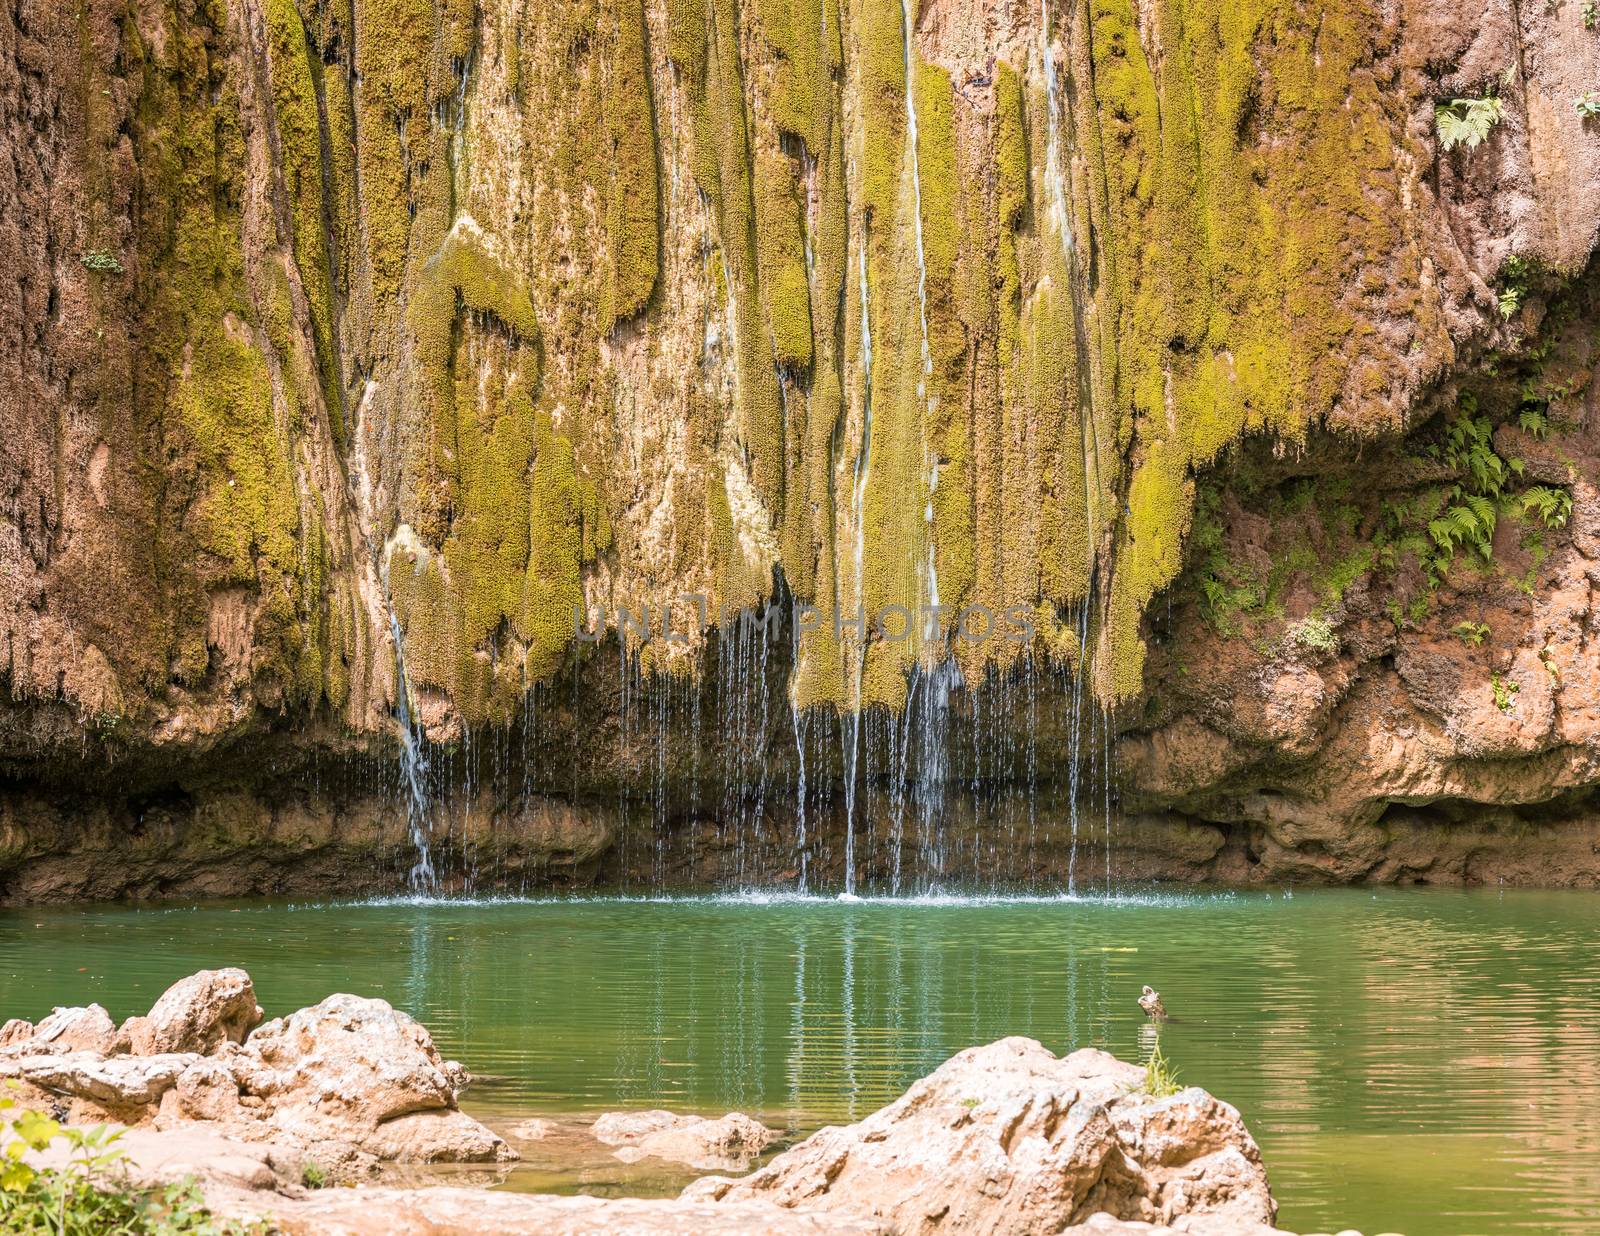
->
(2, 0, 1599, 898)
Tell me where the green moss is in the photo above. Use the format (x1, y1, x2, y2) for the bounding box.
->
(756, 0, 824, 149)
(994, 62, 1027, 364)
(354, 0, 433, 301)
(264, 0, 342, 440)
(914, 63, 973, 616)
(756, 147, 813, 370)
(522, 412, 593, 679)
(602, 0, 661, 329)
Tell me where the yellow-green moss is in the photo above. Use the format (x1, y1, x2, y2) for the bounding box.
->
(602, 0, 661, 329)
(264, 0, 342, 439)
(354, 0, 433, 301)
(756, 147, 813, 370)
(405, 227, 542, 679)
(756, 0, 824, 150)
(994, 61, 1027, 364)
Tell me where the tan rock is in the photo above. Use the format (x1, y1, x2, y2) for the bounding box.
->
(592, 1109, 778, 1170)
(252, 1186, 891, 1235)
(683, 1037, 1276, 1235)
(505, 1117, 555, 1141)
(1, 1051, 198, 1108)
(0, 1019, 34, 1047)
(227, 993, 511, 1163)
(7, 1004, 124, 1055)
(125, 968, 263, 1055)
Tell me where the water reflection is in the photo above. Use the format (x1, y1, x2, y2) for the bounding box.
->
(1, 890, 1598, 1234)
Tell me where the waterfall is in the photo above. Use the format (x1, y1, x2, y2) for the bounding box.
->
(843, 244, 875, 898)
(382, 560, 437, 893)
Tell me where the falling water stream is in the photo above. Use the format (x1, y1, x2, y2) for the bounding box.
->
(363, 0, 1119, 900)
(384, 580, 438, 893)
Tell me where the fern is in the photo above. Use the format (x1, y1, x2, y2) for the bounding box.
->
(1452, 621, 1490, 647)
(1518, 406, 1549, 438)
(1519, 485, 1572, 528)
(1435, 96, 1506, 150)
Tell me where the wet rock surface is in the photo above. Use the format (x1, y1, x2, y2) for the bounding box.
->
(591, 1108, 778, 1170)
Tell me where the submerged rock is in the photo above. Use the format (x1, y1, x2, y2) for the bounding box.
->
(683, 1037, 1277, 1234)
(591, 1109, 778, 1170)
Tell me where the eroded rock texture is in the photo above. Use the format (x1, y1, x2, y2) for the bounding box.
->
(0, 968, 512, 1171)
(2, 0, 1599, 895)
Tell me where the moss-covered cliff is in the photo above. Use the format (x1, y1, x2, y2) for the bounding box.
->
(2, 0, 1599, 897)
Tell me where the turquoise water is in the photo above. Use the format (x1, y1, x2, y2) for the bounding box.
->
(2, 889, 1598, 1234)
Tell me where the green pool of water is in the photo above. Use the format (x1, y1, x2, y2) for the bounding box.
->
(2, 889, 1597, 1234)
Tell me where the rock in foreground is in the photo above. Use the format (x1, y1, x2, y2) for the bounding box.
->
(0, 968, 511, 1172)
(684, 1037, 1277, 1234)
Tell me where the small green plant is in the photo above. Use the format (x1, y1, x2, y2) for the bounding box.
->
(1539, 647, 1561, 683)
(1491, 671, 1520, 713)
(1435, 96, 1506, 150)
(78, 249, 123, 274)
(1497, 287, 1522, 318)
(1290, 616, 1338, 654)
(1142, 1038, 1183, 1098)
(1519, 485, 1573, 528)
(1452, 621, 1490, 647)
(1518, 406, 1549, 438)
(1575, 92, 1600, 118)
(300, 1162, 327, 1188)
(0, 1091, 252, 1234)
(1585, 0, 1597, 29)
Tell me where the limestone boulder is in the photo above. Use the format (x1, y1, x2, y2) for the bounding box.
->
(591, 1109, 778, 1170)
(123, 968, 263, 1055)
(225, 993, 511, 1163)
(1, 1051, 198, 1108)
(683, 1037, 1276, 1235)
(3, 1003, 124, 1055)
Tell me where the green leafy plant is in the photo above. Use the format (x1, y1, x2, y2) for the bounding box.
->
(1519, 485, 1573, 528)
(300, 1162, 327, 1189)
(1497, 287, 1522, 318)
(1585, 0, 1597, 29)
(78, 249, 123, 274)
(0, 1091, 252, 1234)
(1491, 671, 1520, 713)
(1518, 405, 1549, 438)
(1290, 616, 1338, 654)
(1575, 92, 1600, 118)
(1452, 621, 1490, 647)
(1435, 96, 1506, 150)
(1142, 1039, 1183, 1098)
